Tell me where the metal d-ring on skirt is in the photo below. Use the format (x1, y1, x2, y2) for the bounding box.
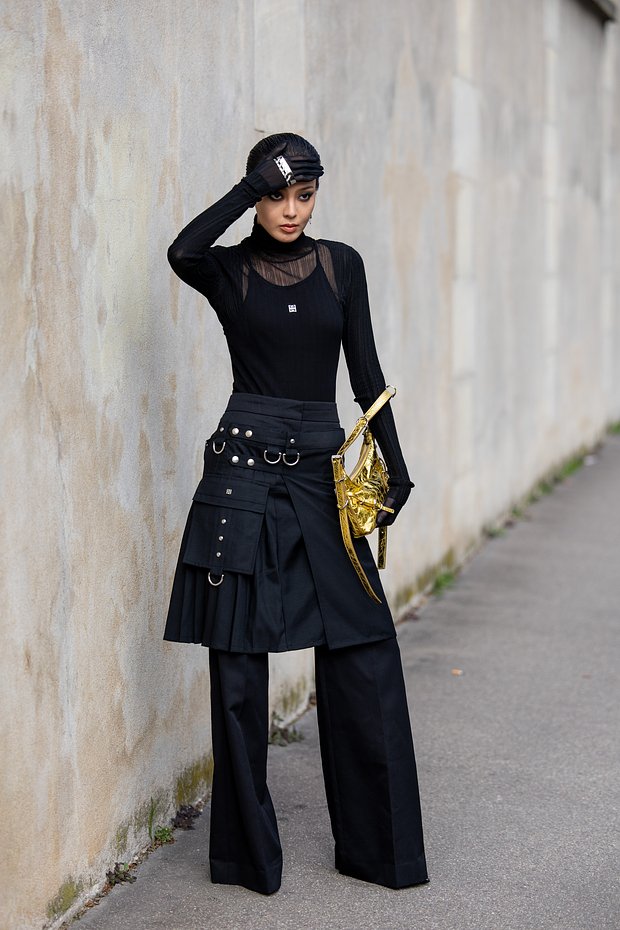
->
(162, 392, 397, 654)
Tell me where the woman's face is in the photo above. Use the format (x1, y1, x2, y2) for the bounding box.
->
(255, 180, 317, 243)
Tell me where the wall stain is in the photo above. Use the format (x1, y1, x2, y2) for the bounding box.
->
(46, 878, 83, 921)
(159, 81, 183, 325)
(162, 372, 179, 472)
(383, 35, 429, 319)
(175, 753, 214, 808)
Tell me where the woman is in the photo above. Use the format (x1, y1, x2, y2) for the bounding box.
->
(163, 133, 428, 895)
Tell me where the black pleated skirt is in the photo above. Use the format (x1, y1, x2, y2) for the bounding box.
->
(163, 392, 397, 653)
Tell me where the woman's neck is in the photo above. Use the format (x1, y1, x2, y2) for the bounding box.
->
(249, 220, 312, 255)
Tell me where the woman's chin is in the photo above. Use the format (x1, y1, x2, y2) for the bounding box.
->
(271, 226, 304, 242)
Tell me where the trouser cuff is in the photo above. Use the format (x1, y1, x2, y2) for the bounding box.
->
(210, 856, 282, 896)
(335, 849, 429, 889)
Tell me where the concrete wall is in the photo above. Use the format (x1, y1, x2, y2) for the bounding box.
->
(1, 1, 618, 927)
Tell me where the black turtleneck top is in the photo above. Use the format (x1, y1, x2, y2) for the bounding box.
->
(167, 177, 413, 493)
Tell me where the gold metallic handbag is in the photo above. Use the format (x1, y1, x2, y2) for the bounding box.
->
(331, 386, 397, 603)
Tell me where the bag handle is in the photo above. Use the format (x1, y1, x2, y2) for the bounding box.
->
(335, 385, 396, 458)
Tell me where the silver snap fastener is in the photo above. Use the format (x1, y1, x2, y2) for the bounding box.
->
(247, 458, 255, 466)
(221, 518, 227, 524)
(231, 427, 239, 435)
(245, 429, 253, 438)
(289, 438, 296, 444)
(231, 455, 239, 464)
(219, 427, 224, 432)
(216, 551, 221, 558)
(218, 535, 224, 541)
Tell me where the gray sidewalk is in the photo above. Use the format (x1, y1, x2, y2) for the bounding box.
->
(76, 437, 620, 930)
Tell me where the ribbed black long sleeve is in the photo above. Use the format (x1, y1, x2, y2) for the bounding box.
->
(167, 181, 414, 502)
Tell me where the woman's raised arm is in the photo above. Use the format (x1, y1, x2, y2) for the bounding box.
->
(168, 147, 323, 298)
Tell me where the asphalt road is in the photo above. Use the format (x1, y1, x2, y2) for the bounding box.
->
(75, 436, 620, 930)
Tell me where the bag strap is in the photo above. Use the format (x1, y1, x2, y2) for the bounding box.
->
(331, 385, 397, 602)
(363, 384, 397, 422)
(332, 452, 384, 604)
(336, 385, 396, 458)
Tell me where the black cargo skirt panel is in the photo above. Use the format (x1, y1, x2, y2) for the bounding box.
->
(163, 392, 397, 653)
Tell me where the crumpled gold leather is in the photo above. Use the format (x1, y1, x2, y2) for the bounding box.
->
(343, 429, 389, 537)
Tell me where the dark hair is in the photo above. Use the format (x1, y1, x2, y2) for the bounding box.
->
(246, 132, 322, 186)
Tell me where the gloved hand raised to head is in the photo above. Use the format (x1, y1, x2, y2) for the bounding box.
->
(243, 142, 324, 201)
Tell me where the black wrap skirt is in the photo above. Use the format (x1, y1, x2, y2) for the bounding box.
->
(163, 392, 397, 653)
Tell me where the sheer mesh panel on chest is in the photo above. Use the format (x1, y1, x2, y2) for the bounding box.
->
(241, 242, 339, 301)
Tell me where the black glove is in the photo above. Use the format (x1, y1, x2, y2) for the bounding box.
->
(244, 145, 324, 201)
(376, 481, 414, 528)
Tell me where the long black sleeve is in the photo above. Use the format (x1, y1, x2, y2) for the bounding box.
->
(327, 244, 413, 503)
(168, 179, 260, 309)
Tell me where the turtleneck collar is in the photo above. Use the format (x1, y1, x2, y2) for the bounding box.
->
(249, 219, 312, 255)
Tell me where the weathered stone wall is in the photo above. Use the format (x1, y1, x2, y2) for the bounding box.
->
(1, 1, 618, 927)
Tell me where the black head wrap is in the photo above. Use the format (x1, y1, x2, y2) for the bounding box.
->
(246, 133, 323, 185)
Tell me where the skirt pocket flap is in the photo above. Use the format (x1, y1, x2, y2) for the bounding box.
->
(192, 475, 269, 513)
(183, 477, 269, 575)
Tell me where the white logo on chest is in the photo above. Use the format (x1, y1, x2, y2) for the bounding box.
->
(288, 304, 297, 312)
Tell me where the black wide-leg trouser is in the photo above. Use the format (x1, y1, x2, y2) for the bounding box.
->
(208, 636, 428, 895)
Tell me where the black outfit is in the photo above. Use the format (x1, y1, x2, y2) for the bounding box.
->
(164, 176, 415, 488)
(163, 176, 427, 893)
